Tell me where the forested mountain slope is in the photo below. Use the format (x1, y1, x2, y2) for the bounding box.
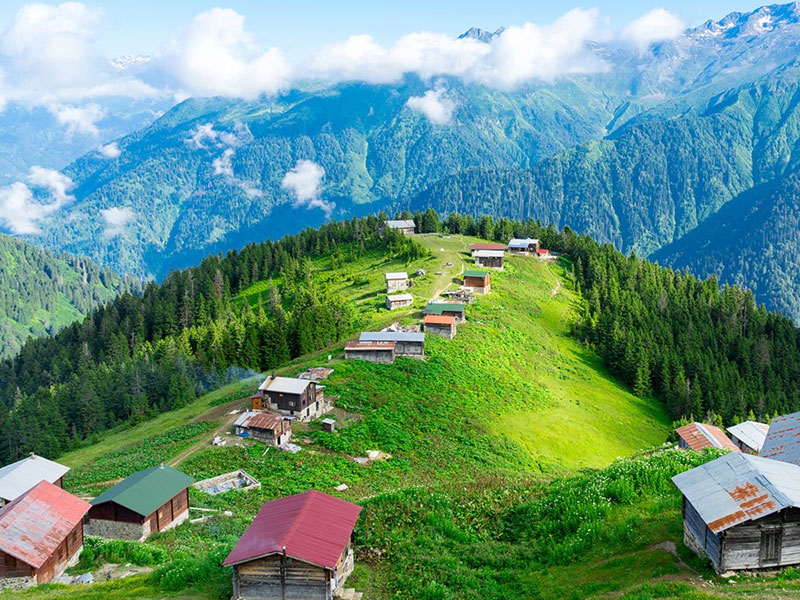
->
(0, 234, 135, 359)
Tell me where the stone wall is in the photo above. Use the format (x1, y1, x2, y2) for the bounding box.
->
(85, 518, 148, 541)
(0, 576, 34, 591)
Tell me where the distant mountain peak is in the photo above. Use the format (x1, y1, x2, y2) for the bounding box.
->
(691, 2, 800, 39)
(458, 27, 505, 43)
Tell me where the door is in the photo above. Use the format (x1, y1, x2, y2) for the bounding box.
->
(761, 528, 782, 566)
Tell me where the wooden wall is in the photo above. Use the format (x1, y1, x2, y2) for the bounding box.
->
(0, 520, 83, 583)
(234, 554, 331, 600)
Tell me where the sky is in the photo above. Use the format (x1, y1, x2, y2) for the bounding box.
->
(0, 1, 773, 59)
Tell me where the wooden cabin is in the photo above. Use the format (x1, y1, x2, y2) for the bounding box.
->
(727, 421, 770, 455)
(386, 293, 413, 310)
(223, 490, 362, 600)
(673, 452, 800, 573)
(463, 269, 490, 294)
(0, 453, 70, 506)
(469, 243, 505, 255)
(234, 411, 292, 446)
(344, 341, 396, 363)
(423, 314, 456, 339)
(86, 465, 194, 541)
(676, 422, 740, 453)
(258, 375, 325, 421)
(384, 219, 416, 235)
(473, 250, 504, 270)
(424, 302, 466, 324)
(385, 272, 410, 293)
(0, 481, 89, 586)
(359, 331, 425, 357)
(761, 412, 800, 465)
(507, 238, 539, 254)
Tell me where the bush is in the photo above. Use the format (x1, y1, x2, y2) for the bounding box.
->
(77, 537, 167, 570)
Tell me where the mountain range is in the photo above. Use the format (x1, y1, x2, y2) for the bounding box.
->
(8, 3, 800, 320)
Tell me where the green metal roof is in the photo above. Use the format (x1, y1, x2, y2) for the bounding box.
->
(90, 465, 194, 517)
(424, 303, 466, 315)
(463, 269, 489, 278)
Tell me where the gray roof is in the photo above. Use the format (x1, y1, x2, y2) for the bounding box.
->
(360, 331, 425, 343)
(761, 411, 800, 465)
(385, 272, 408, 280)
(727, 421, 769, 452)
(386, 293, 413, 302)
(259, 376, 312, 395)
(508, 238, 538, 248)
(0, 455, 70, 502)
(473, 250, 505, 258)
(386, 220, 415, 229)
(672, 452, 800, 533)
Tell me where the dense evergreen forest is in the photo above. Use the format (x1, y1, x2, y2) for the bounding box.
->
(0, 234, 137, 359)
(0, 216, 426, 463)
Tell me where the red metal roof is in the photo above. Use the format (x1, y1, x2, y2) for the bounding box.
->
(470, 243, 506, 251)
(0, 480, 89, 569)
(676, 422, 740, 452)
(423, 314, 456, 325)
(536, 248, 549, 254)
(244, 412, 284, 431)
(345, 341, 395, 350)
(223, 490, 362, 569)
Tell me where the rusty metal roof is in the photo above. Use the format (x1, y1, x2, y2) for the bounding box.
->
(0, 454, 70, 502)
(235, 411, 285, 431)
(761, 412, 800, 465)
(727, 421, 769, 453)
(223, 490, 362, 569)
(423, 314, 456, 325)
(0, 480, 89, 569)
(673, 452, 800, 533)
(676, 422, 740, 452)
(470, 243, 505, 251)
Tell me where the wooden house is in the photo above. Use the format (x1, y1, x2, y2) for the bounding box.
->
(676, 422, 740, 453)
(469, 243, 505, 255)
(507, 238, 539, 254)
(0, 454, 70, 506)
(0, 481, 89, 586)
(386, 293, 413, 310)
(385, 272, 410, 293)
(359, 331, 425, 357)
(384, 219, 416, 235)
(86, 465, 194, 541)
(223, 490, 362, 600)
(761, 412, 800, 465)
(473, 249, 504, 270)
(344, 341, 396, 363)
(673, 452, 800, 573)
(424, 302, 466, 324)
(423, 314, 456, 339)
(727, 421, 770, 455)
(463, 269, 490, 294)
(257, 375, 325, 421)
(234, 411, 292, 447)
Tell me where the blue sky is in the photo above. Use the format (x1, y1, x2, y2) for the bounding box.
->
(0, 1, 772, 58)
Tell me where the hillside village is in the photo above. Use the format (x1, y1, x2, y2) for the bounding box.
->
(2, 219, 800, 599)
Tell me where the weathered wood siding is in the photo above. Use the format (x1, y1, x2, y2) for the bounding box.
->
(684, 498, 721, 571)
(425, 323, 454, 339)
(395, 341, 424, 357)
(0, 551, 33, 579)
(721, 508, 800, 571)
(234, 555, 331, 600)
(475, 255, 504, 269)
(265, 383, 316, 415)
(345, 349, 394, 363)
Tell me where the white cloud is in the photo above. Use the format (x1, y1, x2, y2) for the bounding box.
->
(0, 167, 74, 234)
(622, 9, 686, 52)
(185, 122, 253, 150)
(212, 147, 235, 178)
(50, 102, 105, 136)
(281, 159, 334, 216)
(161, 8, 291, 99)
(406, 87, 455, 124)
(100, 206, 135, 237)
(98, 141, 121, 158)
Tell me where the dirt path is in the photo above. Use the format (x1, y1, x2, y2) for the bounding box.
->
(430, 236, 469, 300)
(169, 397, 253, 467)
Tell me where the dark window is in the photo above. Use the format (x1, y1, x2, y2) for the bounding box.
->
(761, 529, 781, 563)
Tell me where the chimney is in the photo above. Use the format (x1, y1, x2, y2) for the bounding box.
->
(29, 452, 35, 459)
(159, 461, 165, 469)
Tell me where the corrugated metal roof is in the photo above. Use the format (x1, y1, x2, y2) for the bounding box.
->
(469, 243, 505, 251)
(385, 272, 408, 280)
(676, 422, 740, 452)
(463, 269, 489, 278)
(385, 220, 415, 229)
(727, 421, 769, 452)
(424, 303, 466, 315)
(360, 331, 425, 343)
(0, 454, 70, 502)
(0, 480, 89, 569)
(235, 411, 284, 431)
(223, 490, 362, 569)
(90, 465, 194, 517)
(473, 250, 505, 258)
(508, 238, 539, 248)
(259, 376, 312, 395)
(345, 341, 396, 350)
(762, 412, 800, 466)
(424, 314, 456, 325)
(672, 452, 800, 533)
(386, 293, 413, 302)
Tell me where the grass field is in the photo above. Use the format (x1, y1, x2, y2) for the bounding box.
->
(7, 234, 790, 599)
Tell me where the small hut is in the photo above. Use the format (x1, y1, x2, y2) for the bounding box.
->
(423, 314, 457, 339)
(676, 422, 740, 453)
(386, 293, 413, 310)
(234, 411, 292, 446)
(424, 302, 466, 324)
(470, 243, 506, 255)
(507, 238, 539, 254)
(223, 490, 362, 600)
(463, 269, 490, 294)
(727, 421, 769, 454)
(385, 272, 410, 293)
(359, 331, 425, 357)
(473, 250, 504, 270)
(384, 219, 416, 235)
(0, 454, 70, 506)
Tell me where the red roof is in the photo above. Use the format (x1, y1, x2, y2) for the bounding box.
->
(676, 423, 740, 452)
(536, 248, 549, 255)
(0, 480, 89, 569)
(423, 314, 456, 325)
(244, 412, 284, 431)
(345, 341, 395, 351)
(470, 243, 506, 251)
(223, 490, 362, 569)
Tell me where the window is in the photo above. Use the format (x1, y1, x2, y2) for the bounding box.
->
(761, 529, 781, 563)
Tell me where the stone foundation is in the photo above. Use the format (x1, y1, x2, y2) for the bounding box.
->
(85, 518, 149, 541)
(0, 576, 34, 591)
